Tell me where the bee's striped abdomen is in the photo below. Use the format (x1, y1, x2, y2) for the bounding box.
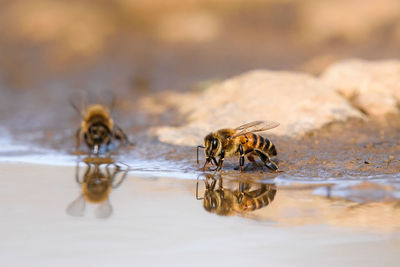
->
(246, 133, 277, 156)
(241, 132, 277, 157)
(261, 136, 277, 156)
(239, 185, 277, 212)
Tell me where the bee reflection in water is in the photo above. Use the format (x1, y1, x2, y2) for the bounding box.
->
(66, 157, 128, 218)
(196, 174, 277, 216)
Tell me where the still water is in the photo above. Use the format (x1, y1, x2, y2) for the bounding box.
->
(0, 138, 399, 266)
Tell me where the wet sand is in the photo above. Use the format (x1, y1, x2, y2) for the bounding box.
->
(1, 163, 399, 267)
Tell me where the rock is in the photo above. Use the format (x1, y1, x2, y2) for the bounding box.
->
(321, 59, 400, 116)
(150, 70, 363, 146)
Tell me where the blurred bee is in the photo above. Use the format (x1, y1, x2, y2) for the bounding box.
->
(66, 157, 128, 218)
(72, 102, 133, 155)
(197, 121, 279, 172)
(196, 174, 276, 216)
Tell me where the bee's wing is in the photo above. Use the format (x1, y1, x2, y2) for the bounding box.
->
(95, 199, 113, 219)
(232, 120, 279, 138)
(69, 99, 85, 119)
(66, 194, 86, 217)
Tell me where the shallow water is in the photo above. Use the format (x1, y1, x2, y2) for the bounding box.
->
(1, 162, 399, 267)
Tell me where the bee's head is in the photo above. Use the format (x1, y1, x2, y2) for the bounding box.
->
(88, 123, 111, 145)
(203, 190, 233, 216)
(204, 134, 220, 158)
(203, 191, 221, 212)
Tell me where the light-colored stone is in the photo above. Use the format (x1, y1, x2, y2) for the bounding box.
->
(321, 59, 400, 116)
(150, 70, 363, 146)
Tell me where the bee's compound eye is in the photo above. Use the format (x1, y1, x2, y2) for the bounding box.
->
(212, 139, 218, 149)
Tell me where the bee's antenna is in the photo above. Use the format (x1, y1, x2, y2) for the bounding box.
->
(110, 93, 117, 114)
(82, 90, 88, 113)
(197, 145, 205, 164)
(69, 99, 84, 119)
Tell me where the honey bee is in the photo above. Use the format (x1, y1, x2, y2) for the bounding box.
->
(197, 121, 280, 172)
(66, 157, 128, 218)
(196, 174, 276, 216)
(72, 103, 133, 155)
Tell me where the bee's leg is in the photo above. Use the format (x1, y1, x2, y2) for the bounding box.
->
(215, 175, 225, 198)
(110, 161, 129, 187)
(113, 125, 126, 142)
(76, 162, 91, 184)
(205, 174, 217, 190)
(265, 160, 279, 171)
(114, 125, 135, 149)
(105, 163, 113, 180)
(216, 150, 225, 171)
(238, 144, 245, 172)
(255, 150, 279, 172)
(202, 158, 211, 171)
(217, 174, 223, 189)
(246, 152, 261, 170)
(112, 169, 128, 188)
(237, 181, 245, 203)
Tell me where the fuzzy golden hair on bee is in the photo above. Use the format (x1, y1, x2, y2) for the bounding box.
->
(81, 104, 114, 131)
(198, 121, 280, 172)
(82, 174, 111, 203)
(203, 189, 237, 216)
(71, 100, 133, 155)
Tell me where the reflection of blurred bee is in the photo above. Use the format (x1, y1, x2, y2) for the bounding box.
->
(72, 103, 133, 155)
(196, 174, 276, 216)
(197, 121, 279, 172)
(66, 157, 128, 218)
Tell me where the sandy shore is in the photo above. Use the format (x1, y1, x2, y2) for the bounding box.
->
(1, 163, 399, 267)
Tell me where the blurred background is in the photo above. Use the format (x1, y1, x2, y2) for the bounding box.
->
(1, 0, 400, 147)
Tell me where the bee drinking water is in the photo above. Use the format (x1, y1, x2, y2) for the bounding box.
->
(197, 121, 280, 172)
(73, 103, 132, 155)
